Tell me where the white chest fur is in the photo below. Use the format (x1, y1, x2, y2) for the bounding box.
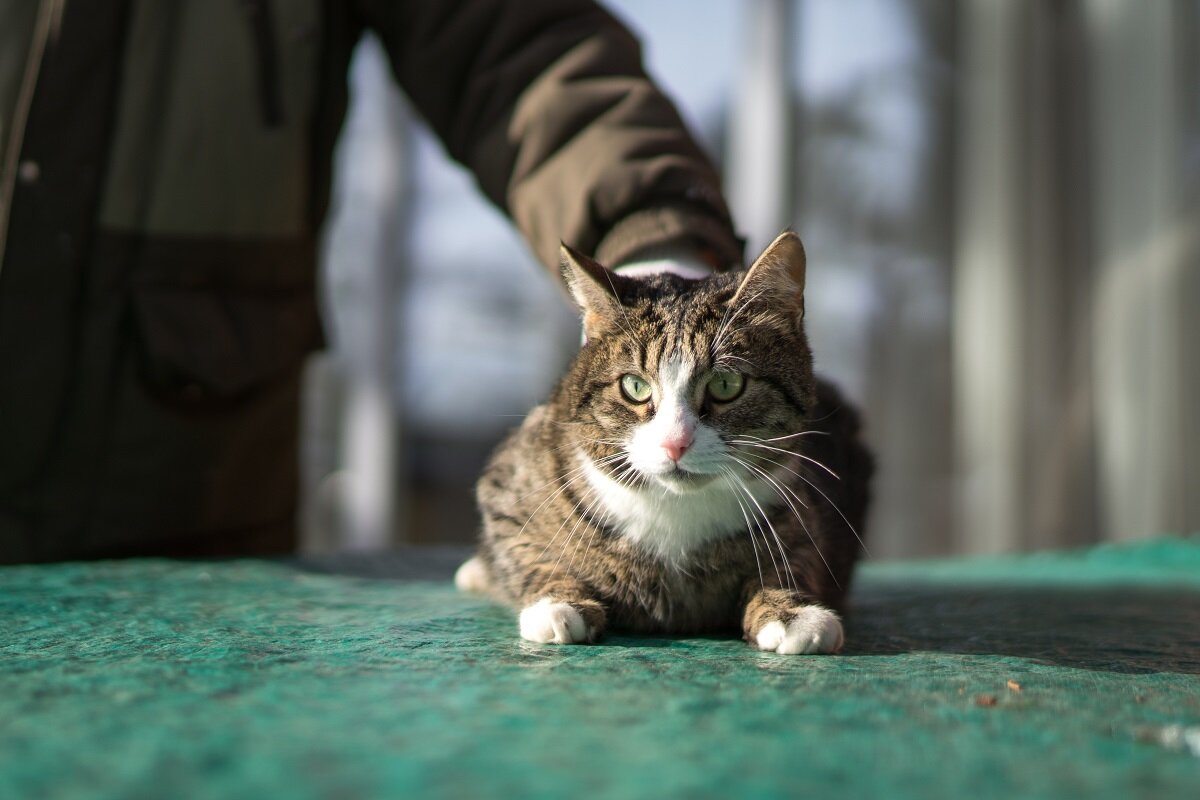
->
(579, 453, 777, 564)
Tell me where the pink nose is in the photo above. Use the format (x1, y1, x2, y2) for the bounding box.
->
(662, 432, 695, 463)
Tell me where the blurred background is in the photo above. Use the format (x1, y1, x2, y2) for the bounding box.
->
(302, 0, 1199, 559)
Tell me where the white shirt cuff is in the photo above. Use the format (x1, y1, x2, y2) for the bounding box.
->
(613, 255, 714, 280)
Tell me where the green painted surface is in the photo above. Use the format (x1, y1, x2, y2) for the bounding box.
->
(2, 539, 1199, 800)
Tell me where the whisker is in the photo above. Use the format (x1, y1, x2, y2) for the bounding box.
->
(513, 450, 624, 504)
(715, 353, 757, 372)
(510, 451, 627, 552)
(721, 466, 766, 592)
(738, 429, 830, 444)
(711, 284, 770, 358)
(595, 268, 640, 344)
(729, 440, 841, 480)
(539, 471, 598, 565)
(724, 466, 795, 592)
(724, 468, 781, 586)
(731, 454, 838, 589)
(552, 491, 596, 578)
(736, 449, 870, 558)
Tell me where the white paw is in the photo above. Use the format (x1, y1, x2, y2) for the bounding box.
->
(454, 556, 490, 594)
(755, 606, 844, 655)
(518, 598, 589, 644)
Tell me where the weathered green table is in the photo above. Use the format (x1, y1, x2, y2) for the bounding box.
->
(3, 539, 1199, 799)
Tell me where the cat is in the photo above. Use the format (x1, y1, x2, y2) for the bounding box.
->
(455, 231, 872, 654)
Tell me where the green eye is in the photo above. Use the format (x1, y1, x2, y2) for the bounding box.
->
(706, 371, 745, 402)
(619, 374, 653, 404)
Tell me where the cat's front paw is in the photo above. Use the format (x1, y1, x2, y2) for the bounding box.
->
(754, 606, 844, 655)
(454, 556, 491, 594)
(518, 598, 595, 644)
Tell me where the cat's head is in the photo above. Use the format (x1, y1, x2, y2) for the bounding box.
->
(558, 231, 815, 495)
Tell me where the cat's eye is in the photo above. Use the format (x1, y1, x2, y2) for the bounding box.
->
(619, 374, 653, 404)
(706, 371, 745, 403)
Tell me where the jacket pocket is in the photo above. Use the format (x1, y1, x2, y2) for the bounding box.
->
(110, 233, 324, 402)
(132, 287, 321, 401)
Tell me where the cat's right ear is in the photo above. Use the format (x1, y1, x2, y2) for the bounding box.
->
(560, 243, 633, 341)
(730, 230, 807, 322)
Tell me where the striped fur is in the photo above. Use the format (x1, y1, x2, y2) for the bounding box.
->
(462, 232, 873, 652)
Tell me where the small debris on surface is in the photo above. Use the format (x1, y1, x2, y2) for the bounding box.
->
(1006, 680, 1022, 693)
(974, 694, 998, 707)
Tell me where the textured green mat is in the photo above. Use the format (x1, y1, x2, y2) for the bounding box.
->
(2, 539, 1199, 800)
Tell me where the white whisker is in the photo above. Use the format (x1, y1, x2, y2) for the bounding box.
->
(720, 466, 766, 592)
(723, 466, 795, 592)
(735, 449, 870, 557)
(729, 439, 841, 480)
(739, 429, 830, 444)
(731, 454, 838, 589)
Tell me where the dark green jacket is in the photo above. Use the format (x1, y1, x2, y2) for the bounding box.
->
(0, 0, 741, 563)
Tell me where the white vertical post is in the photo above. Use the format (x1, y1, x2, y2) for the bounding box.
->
(727, 0, 794, 255)
(310, 36, 407, 552)
(954, 0, 1024, 553)
(1086, 0, 1192, 541)
(340, 37, 406, 551)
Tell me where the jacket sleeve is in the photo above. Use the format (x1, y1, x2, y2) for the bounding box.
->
(354, 0, 744, 271)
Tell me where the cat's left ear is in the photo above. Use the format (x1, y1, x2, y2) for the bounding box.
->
(731, 230, 807, 320)
(560, 243, 634, 340)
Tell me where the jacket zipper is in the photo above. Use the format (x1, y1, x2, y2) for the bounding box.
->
(0, 0, 63, 279)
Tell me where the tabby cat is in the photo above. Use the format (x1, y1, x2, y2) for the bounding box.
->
(456, 232, 872, 654)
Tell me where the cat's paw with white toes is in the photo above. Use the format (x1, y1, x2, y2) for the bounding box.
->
(755, 606, 844, 655)
(519, 598, 592, 644)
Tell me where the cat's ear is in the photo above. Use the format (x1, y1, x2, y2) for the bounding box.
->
(731, 230, 806, 319)
(560, 243, 633, 339)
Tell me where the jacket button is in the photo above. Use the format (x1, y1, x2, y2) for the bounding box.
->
(17, 160, 40, 184)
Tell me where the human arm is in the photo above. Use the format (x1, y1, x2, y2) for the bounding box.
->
(354, 0, 742, 271)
